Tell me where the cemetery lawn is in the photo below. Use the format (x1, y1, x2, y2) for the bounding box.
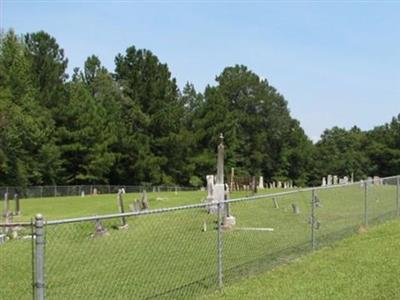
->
(1, 184, 399, 299)
(10, 189, 257, 222)
(203, 219, 400, 300)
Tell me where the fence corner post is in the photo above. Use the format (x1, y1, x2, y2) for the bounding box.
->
(35, 213, 45, 300)
(217, 201, 223, 289)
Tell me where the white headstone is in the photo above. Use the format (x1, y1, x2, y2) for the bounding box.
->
(258, 176, 264, 189)
(206, 175, 215, 202)
(327, 175, 332, 186)
(322, 177, 326, 186)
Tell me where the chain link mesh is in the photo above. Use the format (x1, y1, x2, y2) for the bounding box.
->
(1, 176, 400, 299)
(44, 207, 218, 299)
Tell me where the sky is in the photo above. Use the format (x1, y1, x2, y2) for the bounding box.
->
(1, 0, 400, 141)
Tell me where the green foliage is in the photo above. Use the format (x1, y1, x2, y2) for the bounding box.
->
(0, 29, 399, 187)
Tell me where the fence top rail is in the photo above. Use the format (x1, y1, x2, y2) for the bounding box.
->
(1, 175, 397, 227)
(0, 221, 32, 227)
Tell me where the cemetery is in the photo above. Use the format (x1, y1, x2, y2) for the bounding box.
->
(0, 135, 399, 299)
(1, 3, 399, 299)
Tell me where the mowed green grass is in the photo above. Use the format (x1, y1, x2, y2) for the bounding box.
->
(203, 218, 400, 300)
(0, 184, 398, 299)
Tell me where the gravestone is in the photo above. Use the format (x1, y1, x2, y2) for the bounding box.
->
(213, 134, 225, 213)
(93, 188, 98, 195)
(327, 175, 332, 186)
(258, 176, 264, 190)
(206, 175, 215, 203)
(202, 221, 207, 232)
(134, 200, 142, 211)
(343, 176, 349, 184)
(81, 191, 85, 197)
(291, 204, 300, 214)
(272, 198, 279, 208)
(373, 176, 381, 185)
(223, 183, 235, 229)
(92, 219, 108, 238)
(0, 234, 5, 245)
(277, 181, 282, 188)
(141, 191, 149, 210)
(322, 177, 326, 186)
(333, 175, 338, 185)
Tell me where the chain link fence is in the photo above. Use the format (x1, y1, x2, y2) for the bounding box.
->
(0, 185, 199, 200)
(1, 176, 399, 300)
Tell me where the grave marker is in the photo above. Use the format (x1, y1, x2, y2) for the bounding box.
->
(292, 204, 300, 214)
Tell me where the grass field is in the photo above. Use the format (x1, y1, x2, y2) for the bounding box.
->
(203, 218, 400, 300)
(0, 182, 398, 299)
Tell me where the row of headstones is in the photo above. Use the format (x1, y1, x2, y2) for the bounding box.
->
(322, 175, 384, 187)
(93, 189, 150, 238)
(258, 176, 294, 190)
(360, 176, 384, 186)
(321, 175, 352, 186)
(273, 196, 322, 229)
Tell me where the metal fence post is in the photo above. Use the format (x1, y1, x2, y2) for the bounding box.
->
(364, 181, 368, 226)
(217, 202, 223, 289)
(397, 176, 399, 217)
(34, 214, 45, 300)
(311, 189, 315, 250)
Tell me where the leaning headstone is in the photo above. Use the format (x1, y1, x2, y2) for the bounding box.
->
(141, 191, 149, 210)
(291, 204, 300, 214)
(272, 198, 279, 208)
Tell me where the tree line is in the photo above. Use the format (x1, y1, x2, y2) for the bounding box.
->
(0, 30, 399, 188)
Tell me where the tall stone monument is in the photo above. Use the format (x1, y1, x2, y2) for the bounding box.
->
(214, 134, 225, 211)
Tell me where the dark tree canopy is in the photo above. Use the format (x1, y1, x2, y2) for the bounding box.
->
(0, 29, 398, 188)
